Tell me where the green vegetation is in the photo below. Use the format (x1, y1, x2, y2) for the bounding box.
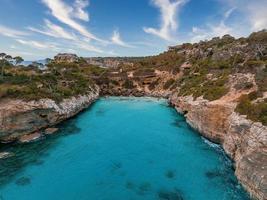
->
(133, 51, 185, 75)
(122, 79, 134, 89)
(0, 54, 102, 102)
(148, 78, 159, 90)
(133, 67, 155, 77)
(178, 58, 231, 101)
(163, 79, 175, 90)
(236, 94, 267, 125)
(255, 64, 267, 95)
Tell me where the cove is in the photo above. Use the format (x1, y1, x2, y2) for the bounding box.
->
(0, 97, 250, 200)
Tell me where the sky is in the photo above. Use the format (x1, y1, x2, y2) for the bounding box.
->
(0, 0, 266, 60)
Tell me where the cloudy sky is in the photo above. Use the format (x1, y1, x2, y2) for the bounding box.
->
(0, 0, 266, 60)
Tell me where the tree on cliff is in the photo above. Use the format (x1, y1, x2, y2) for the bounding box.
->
(0, 53, 7, 80)
(0, 53, 14, 80)
(13, 56, 24, 66)
(0, 53, 6, 60)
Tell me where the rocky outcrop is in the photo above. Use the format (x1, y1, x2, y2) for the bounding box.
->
(18, 132, 42, 143)
(0, 87, 99, 142)
(44, 128, 59, 135)
(54, 53, 79, 63)
(169, 93, 267, 200)
(85, 57, 134, 68)
(0, 152, 14, 159)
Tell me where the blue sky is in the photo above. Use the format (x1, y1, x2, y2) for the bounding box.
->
(0, 0, 266, 60)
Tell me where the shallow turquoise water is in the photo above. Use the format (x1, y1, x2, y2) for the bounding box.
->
(0, 97, 250, 200)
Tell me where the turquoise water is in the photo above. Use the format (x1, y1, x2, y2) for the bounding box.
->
(0, 97, 250, 200)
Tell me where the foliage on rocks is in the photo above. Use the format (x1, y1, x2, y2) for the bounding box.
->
(0, 56, 100, 101)
(236, 94, 267, 125)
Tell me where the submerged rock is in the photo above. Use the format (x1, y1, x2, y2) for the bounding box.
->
(15, 177, 31, 186)
(137, 182, 152, 195)
(125, 181, 135, 190)
(158, 189, 184, 200)
(205, 170, 223, 179)
(0, 152, 14, 159)
(165, 170, 176, 179)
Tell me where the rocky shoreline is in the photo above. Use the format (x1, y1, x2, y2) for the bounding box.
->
(0, 86, 99, 143)
(169, 94, 267, 200)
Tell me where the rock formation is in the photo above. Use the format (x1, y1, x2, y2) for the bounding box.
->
(0, 87, 99, 142)
(54, 53, 79, 63)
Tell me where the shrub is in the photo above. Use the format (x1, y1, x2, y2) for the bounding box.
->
(123, 79, 134, 89)
(163, 79, 175, 90)
(236, 95, 267, 125)
(148, 79, 159, 90)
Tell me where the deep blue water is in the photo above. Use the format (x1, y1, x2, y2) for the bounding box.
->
(0, 97, 250, 200)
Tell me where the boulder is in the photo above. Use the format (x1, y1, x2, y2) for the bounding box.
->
(18, 132, 42, 143)
(45, 128, 59, 135)
(0, 152, 14, 159)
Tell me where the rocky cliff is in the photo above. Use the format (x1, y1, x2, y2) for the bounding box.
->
(0, 86, 99, 142)
(169, 94, 267, 200)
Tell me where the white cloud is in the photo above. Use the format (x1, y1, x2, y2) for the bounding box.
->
(28, 19, 77, 40)
(0, 25, 29, 38)
(27, 19, 105, 53)
(42, 0, 104, 42)
(144, 0, 187, 41)
(16, 39, 58, 50)
(220, 0, 267, 32)
(111, 30, 135, 48)
(223, 7, 235, 19)
(246, 1, 267, 31)
(189, 8, 238, 43)
(75, 41, 104, 53)
(15, 38, 108, 56)
(0, 49, 39, 57)
(190, 23, 233, 43)
(74, 0, 90, 21)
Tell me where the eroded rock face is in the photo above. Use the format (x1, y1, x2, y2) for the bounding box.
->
(0, 87, 99, 142)
(236, 149, 267, 200)
(169, 94, 267, 200)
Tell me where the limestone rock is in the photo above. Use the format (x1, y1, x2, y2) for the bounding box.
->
(0, 152, 14, 159)
(0, 86, 99, 142)
(169, 94, 267, 200)
(54, 53, 79, 63)
(45, 128, 59, 135)
(18, 132, 42, 143)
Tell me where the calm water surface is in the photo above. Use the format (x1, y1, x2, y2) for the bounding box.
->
(0, 97, 250, 200)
